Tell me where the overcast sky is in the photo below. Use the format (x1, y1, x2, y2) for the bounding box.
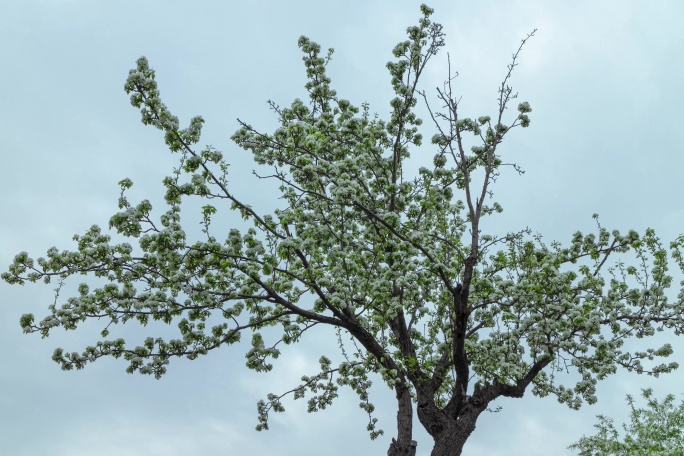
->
(2, 1, 684, 455)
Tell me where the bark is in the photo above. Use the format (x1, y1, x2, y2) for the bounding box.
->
(387, 438, 418, 456)
(416, 385, 488, 456)
(423, 361, 552, 456)
(387, 385, 417, 456)
(425, 408, 481, 456)
(430, 424, 469, 456)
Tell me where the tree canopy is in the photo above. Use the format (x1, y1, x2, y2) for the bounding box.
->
(569, 388, 684, 455)
(4, 5, 684, 456)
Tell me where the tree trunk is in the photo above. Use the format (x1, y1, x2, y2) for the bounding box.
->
(386, 385, 417, 456)
(416, 393, 483, 456)
(429, 406, 486, 456)
(387, 438, 418, 456)
(429, 424, 469, 456)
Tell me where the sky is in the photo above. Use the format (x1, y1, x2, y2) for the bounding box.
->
(1, 0, 684, 455)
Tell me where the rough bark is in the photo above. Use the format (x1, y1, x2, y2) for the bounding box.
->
(420, 405, 486, 456)
(387, 438, 418, 456)
(387, 384, 417, 456)
(413, 379, 492, 456)
(430, 424, 469, 456)
(417, 402, 482, 456)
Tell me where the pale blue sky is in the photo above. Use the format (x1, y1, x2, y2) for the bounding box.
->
(2, 1, 684, 455)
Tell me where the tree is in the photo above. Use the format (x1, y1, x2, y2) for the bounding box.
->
(4, 5, 684, 456)
(568, 388, 684, 455)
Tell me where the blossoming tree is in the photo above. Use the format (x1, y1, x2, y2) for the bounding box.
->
(569, 388, 684, 455)
(4, 5, 684, 456)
